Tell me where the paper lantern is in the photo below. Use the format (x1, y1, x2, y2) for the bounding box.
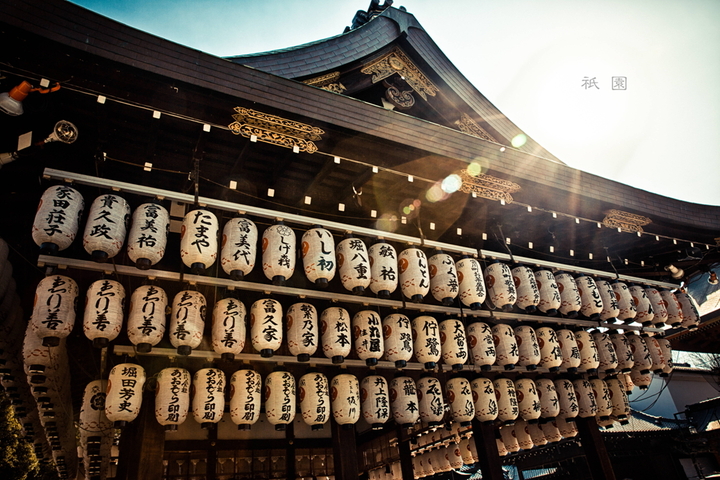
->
(556, 416, 578, 438)
(605, 376, 630, 420)
(32, 185, 84, 254)
(105, 363, 145, 427)
(554, 378, 578, 421)
(79, 379, 112, 439)
(297, 372, 330, 430)
(368, 241, 397, 298)
(496, 437, 509, 457)
(555, 272, 581, 318)
(264, 370, 296, 430)
(492, 323, 519, 370)
(542, 421, 562, 443)
(440, 319, 468, 371)
(179, 209, 218, 273)
(126, 285, 167, 353)
(211, 297, 246, 360)
(575, 274, 603, 319)
(595, 280, 620, 323)
(354, 310, 384, 366)
(459, 437, 479, 465)
(467, 322, 495, 371)
(411, 315, 441, 370)
(398, 247, 430, 302)
(620, 372, 635, 395)
(536, 327, 562, 372)
(512, 265, 540, 313)
(30, 275, 79, 347)
(630, 368, 652, 390)
(82, 279, 125, 348)
(331, 374, 360, 426)
(220, 217, 258, 280)
(609, 332, 634, 373)
(592, 331, 618, 374)
(261, 222, 296, 285)
(428, 251, 459, 306)
(493, 377, 519, 424)
(512, 378, 539, 424)
(574, 330, 600, 374)
(229, 369, 262, 430)
(626, 333, 652, 373)
(643, 334, 666, 374)
(514, 420, 534, 450)
(154, 368, 190, 431)
(126, 203, 169, 269)
(456, 256, 486, 310)
(383, 313, 413, 368)
(629, 285, 654, 326)
(590, 378, 612, 421)
(645, 286, 668, 327)
(337, 235, 370, 294)
(484, 261, 516, 311)
(470, 377, 497, 423)
(658, 338, 674, 376)
(250, 298, 282, 358)
(535, 378, 560, 420)
(416, 376, 445, 426)
(557, 329, 581, 373)
(499, 425, 520, 452)
(298, 226, 336, 288)
(572, 379, 597, 418)
(361, 375, 390, 429)
(611, 281, 636, 323)
(192, 368, 225, 428)
(390, 376, 419, 428)
(514, 325, 540, 371)
(534, 269, 561, 316)
(446, 443, 464, 469)
(169, 290, 206, 356)
(285, 302, 318, 362)
(446, 377, 474, 426)
(83, 194, 130, 262)
(527, 422, 547, 446)
(320, 307, 352, 364)
(659, 289, 683, 327)
(432, 447, 452, 473)
(677, 291, 701, 329)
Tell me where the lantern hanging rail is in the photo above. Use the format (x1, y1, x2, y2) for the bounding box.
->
(43, 168, 677, 288)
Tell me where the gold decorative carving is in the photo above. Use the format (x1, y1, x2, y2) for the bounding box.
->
(361, 49, 438, 101)
(303, 72, 347, 94)
(228, 107, 324, 153)
(602, 210, 652, 233)
(455, 113, 496, 142)
(458, 169, 521, 203)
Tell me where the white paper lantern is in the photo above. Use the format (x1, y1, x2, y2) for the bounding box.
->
(440, 319, 469, 371)
(126, 203, 169, 269)
(390, 376, 419, 428)
(605, 376, 630, 420)
(514, 325, 540, 371)
(590, 378, 612, 421)
(659, 289, 683, 327)
(514, 420, 534, 450)
(398, 248, 430, 303)
(536, 327, 562, 372)
(297, 372, 330, 430)
(211, 297, 246, 360)
(556, 416, 579, 438)
(220, 217, 258, 280)
(658, 338, 674, 376)
(331, 374, 360, 426)
(629, 285, 654, 326)
(446, 443, 464, 469)
(528, 422, 547, 446)
(284, 302, 318, 362)
(264, 370, 296, 430)
(298, 226, 335, 287)
(32, 185, 84, 254)
(572, 379, 597, 418)
(575, 274, 603, 319)
(361, 375, 390, 429)
(428, 251, 459, 306)
(643, 335, 666, 374)
(337, 236, 371, 294)
(83, 279, 125, 348)
(105, 363, 145, 426)
(83, 194, 130, 262)
(611, 281, 636, 323)
(499, 425, 520, 452)
(446, 377, 474, 426)
(250, 298, 282, 357)
(514, 378, 541, 423)
(320, 306, 351, 364)
(512, 265, 540, 313)
(557, 329, 581, 373)
(169, 290, 206, 356)
(575, 330, 600, 373)
(630, 368, 652, 390)
(620, 372, 635, 395)
(79, 379, 112, 437)
(229, 369, 262, 430)
(467, 322, 495, 371)
(192, 368, 225, 428)
(179, 208, 218, 273)
(30, 275, 79, 347)
(592, 331, 618, 374)
(368, 241, 398, 298)
(126, 285, 167, 353)
(645, 286, 668, 327)
(432, 447, 452, 473)
(470, 377, 497, 423)
(459, 437, 478, 465)
(555, 272, 581, 318)
(484, 261, 516, 311)
(595, 280, 620, 323)
(677, 291, 701, 329)
(261, 222, 296, 285)
(456, 256, 486, 310)
(535, 378, 560, 420)
(411, 315, 441, 370)
(492, 323, 519, 370)
(354, 310, 384, 366)
(382, 313, 413, 368)
(416, 376, 444, 426)
(554, 378, 579, 421)
(154, 368, 190, 431)
(534, 269, 561, 316)
(493, 377, 519, 424)
(496, 437, 509, 457)
(610, 332, 634, 373)
(626, 332, 652, 373)
(542, 421, 563, 443)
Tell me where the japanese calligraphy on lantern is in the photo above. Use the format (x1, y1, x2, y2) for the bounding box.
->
(221, 217, 257, 280)
(83, 194, 130, 261)
(211, 297, 247, 359)
(180, 209, 219, 272)
(83, 279, 125, 348)
(32, 185, 84, 253)
(127, 284, 167, 352)
(127, 203, 169, 269)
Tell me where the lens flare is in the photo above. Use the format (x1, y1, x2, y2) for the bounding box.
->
(467, 162, 482, 177)
(375, 213, 397, 232)
(441, 174, 462, 194)
(511, 134, 527, 148)
(426, 184, 448, 203)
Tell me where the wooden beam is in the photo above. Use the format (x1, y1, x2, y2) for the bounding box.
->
(397, 426, 415, 480)
(472, 419, 504, 480)
(331, 418, 359, 480)
(115, 390, 165, 480)
(576, 416, 617, 480)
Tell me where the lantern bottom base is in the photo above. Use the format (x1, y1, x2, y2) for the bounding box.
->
(272, 276, 286, 286)
(376, 290, 390, 299)
(164, 425, 178, 432)
(544, 308, 558, 316)
(177, 345, 192, 356)
(539, 417, 554, 424)
(527, 419, 539, 425)
(42, 336, 60, 347)
(451, 364, 464, 372)
(460, 421, 471, 427)
(428, 421, 442, 427)
(566, 367, 578, 374)
(410, 294, 424, 303)
(604, 368, 616, 375)
(200, 423, 216, 430)
(315, 278, 328, 288)
(365, 358, 378, 367)
(548, 367, 560, 373)
(424, 362, 437, 370)
(114, 421, 128, 429)
(564, 417, 576, 423)
(670, 322, 682, 328)
(660, 372, 669, 377)
(564, 311, 579, 319)
(599, 415, 611, 421)
(641, 321, 654, 327)
(92, 337, 109, 348)
(468, 302, 482, 310)
(524, 305, 537, 313)
(441, 297, 455, 306)
(395, 360, 407, 369)
(91, 250, 109, 262)
(501, 304, 514, 312)
(620, 419, 630, 425)
(39, 242, 59, 255)
(639, 369, 651, 375)
(221, 353, 235, 361)
(332, 355, 345, 364)
(653, 323, 666, 328)
(190, 263, 207, 275)
(238, 424, 251, 431)
(230, 270, 245, 281)
(311, 424, 324, 431)
(135, 258, 152, 270)
(371, 423, 384, 430)
(136, 343, 152, 353)
(586, 368, 598, 375)
(297, 354, 310, 362)
(352, 286, 365, 295)
(525, 365, 538, 371)
(503, 364, 516, 371)
(341, 424, 354, 430)
(274, 424, 287, 431)
(261, 349, 274, 358)
(605, 317, 618, 324)
(28, 364, 46, 374)
(480, 364, 492, 372)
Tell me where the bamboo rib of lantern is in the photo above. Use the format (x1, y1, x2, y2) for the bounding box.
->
(42, 168, 682, 290)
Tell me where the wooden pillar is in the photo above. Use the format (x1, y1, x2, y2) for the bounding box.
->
(575, 416, 617, 480)
(286, 420, 296, 480)
(331, 418, 359, 480)
(115, 390, 165, 480)
(397, 426, 415, 480)
(207, 425, 217, 480)
(471, 419, 504, 480)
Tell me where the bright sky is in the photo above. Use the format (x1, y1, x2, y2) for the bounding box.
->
(70, 0, 720, 206)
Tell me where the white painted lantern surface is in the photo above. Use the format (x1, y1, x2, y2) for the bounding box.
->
(658, 338, 674, 376)
(542, 422, 563, 443)
(331, 373, 360, 425)
(556, 416, 579, 438)
(264, 370, 296, 430)
(337, 236, 371, 294)
(643, 335, 666, 373)
(353, 310, 384, 366)
(554, 378, 579, 421)
(484, 261, 517, 311)
(605, 376, 630, 420)
(575, 330, 600, 373)
(471, 377, 498, 423)
(536, 378, 560, 420)
(127, 203, 169, 269)
(412, 316, 441, 369)
(492, 323, 519, 370)
(645, 286, 668, 327)
(286, 302, 318, 362)
(514, 325, 540, 371)
(499, 425, 520, 453)
(590, 378, 613, 420)
(514, 420, 534, 450)
(447, 443, 464, 469)
(383, 313, 413, 368)
(595, 280, 620, 323)
(192, 368, 225, 427)
(611, 281, 637, 323)
(368, 241, 398, 298)
(169, 290, 206, 355)
(575, 275, 603, 319)
(433, 447, 452, 473)
(446, 377, 474, 425)
(659, 289, 683, 327)
(536, 327, 562, 372)
(511, 265, 540, 313)
(300, 226, 335, 287)
(32, 185, 84, 253)
(300, 374, 329, 429)
(155, 367, 190, 430)
(250, 298, 282, 358)
(467, 322, 496, 371)
(557, 329, 581, 372)
(592, 331, 619, 374)
(428, 251, 459, 306)
(534, 269, 561, 315)
(515, 378, 541, 422)
(211, 297, 246, 360)
(83, 279, 125, 348)
(390, 376, 419, 427)
(261, 222, 296, 285)
(417, 376, 445, 426)
(229, 369, 262, 429)
(528, 422, 547, 446)
(440, 319, 469, 370)
(30, 275, 79, 346)
(626, 333, 652, 373)
(630, 368, 652, 390)
(127, 285, 167, 352)
(83, 194, 130, 262)
(398, 247, 430, 302)
(180, 209, 219, 272)
(105, 363, 145, 425)
(493, 377, 519, 424)
(610, 332, 634, 372)
(320, 306, 351, 364)
(677, 291, 701, 329)
(621, 372, 636, 395)
(361, 375, 390, 429)
(629, 285, 654, 325)
(456, 256, 486, 309)
(555, 272, 582, 317)
(496, 437, 509, 457)
(572, 379, 597, 418)
(220, 217, 258, 280)
(80, 379, 112, 437)
(459, 437, 479, 465)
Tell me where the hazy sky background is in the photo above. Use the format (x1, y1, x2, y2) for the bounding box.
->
(69, 0, 720, 206)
